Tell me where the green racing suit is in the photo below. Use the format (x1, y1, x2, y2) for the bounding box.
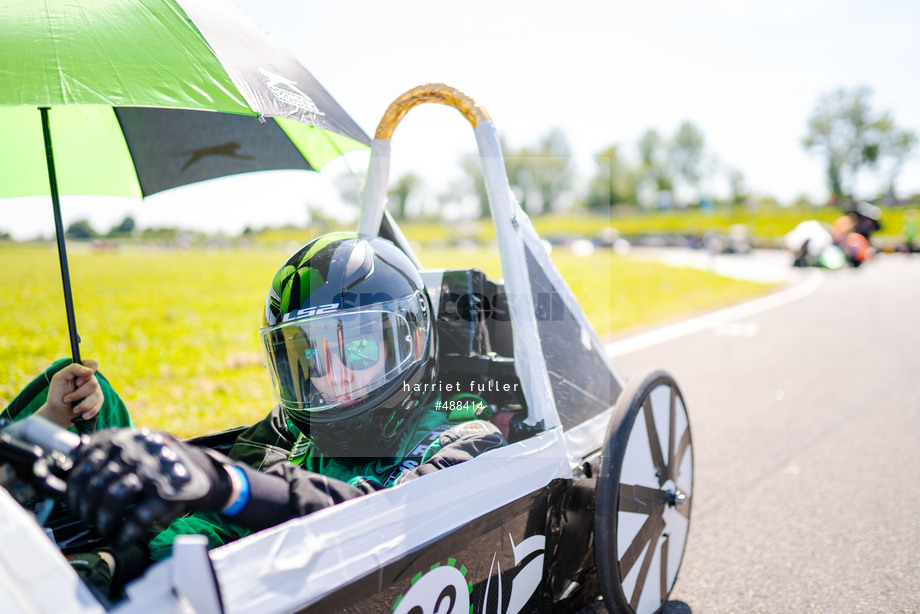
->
(149, 398, 506, 560)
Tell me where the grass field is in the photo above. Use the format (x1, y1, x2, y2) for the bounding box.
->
(1, 242, 774, 437)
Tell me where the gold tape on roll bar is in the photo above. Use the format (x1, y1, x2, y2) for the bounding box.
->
(374, 83, 491, 140)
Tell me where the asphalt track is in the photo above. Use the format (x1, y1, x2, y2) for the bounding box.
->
(598, 251, 920, 613)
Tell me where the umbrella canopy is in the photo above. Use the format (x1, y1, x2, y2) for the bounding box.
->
(0, 0, 370, 430)
(0, 0, 370, 198)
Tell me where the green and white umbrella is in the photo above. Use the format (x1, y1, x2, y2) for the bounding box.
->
(0, 0, 370, 369)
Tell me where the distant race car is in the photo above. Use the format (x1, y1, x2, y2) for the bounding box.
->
(0, 84, 693, 614)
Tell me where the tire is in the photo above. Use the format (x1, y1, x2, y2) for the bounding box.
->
(594, 369, 693, 614)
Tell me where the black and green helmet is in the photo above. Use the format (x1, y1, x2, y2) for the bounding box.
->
(260, 232, 437, 460)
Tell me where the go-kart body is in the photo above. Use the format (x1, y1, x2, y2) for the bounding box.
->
(0, 84, 692, 614)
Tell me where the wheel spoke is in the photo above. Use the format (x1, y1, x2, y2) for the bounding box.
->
(675, 494, 692, 519)
(669, 426, 691, 483)
(618, 507, 663, 580)
(668, 386, 676, 485)
(619, 483, 668, 514)
(628, 513, 665, 610)
(660, 534, 670, 603)
(643, 397, 666, 483)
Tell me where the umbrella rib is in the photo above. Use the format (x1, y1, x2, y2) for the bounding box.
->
(110, 108, 145, 194)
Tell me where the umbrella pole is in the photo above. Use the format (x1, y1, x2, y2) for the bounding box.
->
(40, 107, 82, 366)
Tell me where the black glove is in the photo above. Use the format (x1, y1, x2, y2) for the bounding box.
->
(67, 428, 234, 547)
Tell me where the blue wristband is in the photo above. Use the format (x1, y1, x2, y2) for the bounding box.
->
(221, 465, 250, 517)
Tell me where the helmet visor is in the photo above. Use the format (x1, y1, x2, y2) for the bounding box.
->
(260, 292, 429, 415)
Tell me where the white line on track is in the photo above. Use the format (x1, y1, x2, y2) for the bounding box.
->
(605, 270, 825, 357)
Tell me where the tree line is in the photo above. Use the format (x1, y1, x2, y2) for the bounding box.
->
(803, 86, 916, 205)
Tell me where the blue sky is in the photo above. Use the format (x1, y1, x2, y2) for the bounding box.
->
(4, 0, 919, 238)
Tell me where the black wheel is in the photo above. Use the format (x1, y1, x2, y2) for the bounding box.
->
(594, 369, 693, 614)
